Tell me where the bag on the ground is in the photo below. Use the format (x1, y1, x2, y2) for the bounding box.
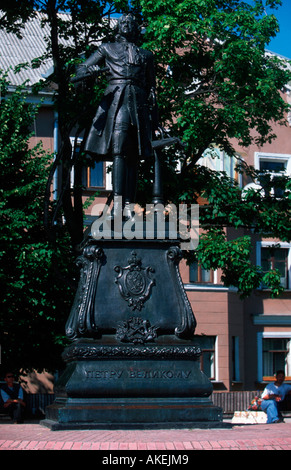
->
(248, 396, 262, 411)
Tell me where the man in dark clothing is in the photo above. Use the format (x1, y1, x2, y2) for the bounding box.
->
(74, 13, 158, 218)
(1, 372, 25, 423)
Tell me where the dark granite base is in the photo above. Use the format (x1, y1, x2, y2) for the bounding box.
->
(42, 396, 223, 430)
(42, 341, 222, 430)
(54, 340, 212, 398)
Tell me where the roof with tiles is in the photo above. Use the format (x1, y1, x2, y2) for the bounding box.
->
(0, 11, 117, 88)
(0, 11, 55, 86)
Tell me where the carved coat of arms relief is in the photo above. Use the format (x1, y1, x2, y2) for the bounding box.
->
(114, 251, 155, 311)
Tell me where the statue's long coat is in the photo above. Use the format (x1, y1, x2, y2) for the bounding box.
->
(78, 41, 157, 160)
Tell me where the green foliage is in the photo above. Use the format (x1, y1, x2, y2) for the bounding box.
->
(181, 159, 290, 297)
(0, 75, 75, 372)
(187, 228, 284, 299)
(0, 0, 35, 36)
(194, 230, 263, 298)
(140, 0, 290, 161)
(136, 0, 291, 297)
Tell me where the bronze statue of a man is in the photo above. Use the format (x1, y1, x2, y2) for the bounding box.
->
(75, 13, 158, 218)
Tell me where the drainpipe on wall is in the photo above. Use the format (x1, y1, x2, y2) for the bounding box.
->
(53, 111, 58, 201)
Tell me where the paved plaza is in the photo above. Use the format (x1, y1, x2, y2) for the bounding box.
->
(1, 418, 291, 451)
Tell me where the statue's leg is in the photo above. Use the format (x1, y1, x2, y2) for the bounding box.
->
(123, 159, 138, 220)
(111, 105, 137, 219)
(111, 154, 137, 220)
(111, 100, 142, 219)
(112, 153, 126, 196)
(111, 118, 129, 218)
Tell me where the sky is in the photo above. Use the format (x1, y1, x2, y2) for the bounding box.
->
(266, 1, 291, 58)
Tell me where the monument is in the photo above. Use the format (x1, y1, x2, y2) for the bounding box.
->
(42, 13, 222, 429)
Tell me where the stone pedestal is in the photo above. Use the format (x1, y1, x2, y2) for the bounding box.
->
(42, 231, 222, 429)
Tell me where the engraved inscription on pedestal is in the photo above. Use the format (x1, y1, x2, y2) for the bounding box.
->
(85, 369, 192, 380)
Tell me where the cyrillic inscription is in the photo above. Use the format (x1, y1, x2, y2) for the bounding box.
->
(86, 370, 123, 379)
(85, 369, 191, 379)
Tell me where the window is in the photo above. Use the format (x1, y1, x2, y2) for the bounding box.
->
(232, 336, 240, 382)
(70, 137, 106, 190)
(261, 247, 289, 289)
(190, 262, 214, 284)
(194, 336, 216, 380)
(82, 162, 105, 189)
(198, 149, 243, 187)
(263, 338, 290, 378)
(255, 152, 291, 198)
(262, 337, 291, 381)
(257, 333, 291, 382)
(257, 242, 291, 290)
(258, 158, 286, 198)
(259, 159, 286, 173)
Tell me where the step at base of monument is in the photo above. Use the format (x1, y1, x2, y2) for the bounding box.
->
(41, 397, 223, 430)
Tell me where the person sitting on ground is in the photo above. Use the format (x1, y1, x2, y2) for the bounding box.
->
(261, 370, 291, 423)
(0, 372, 26, 423)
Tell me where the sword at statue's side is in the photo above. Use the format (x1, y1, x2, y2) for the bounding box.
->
(151, 128, 184, 205)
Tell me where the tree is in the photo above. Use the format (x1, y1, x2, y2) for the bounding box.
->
(0, 75, 75, 372)
(141, 0, 288, 159)
(137, 0, 291, 297)
(0, 0, 35, 34)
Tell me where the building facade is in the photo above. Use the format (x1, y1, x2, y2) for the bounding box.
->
(180, 86, 291, 392)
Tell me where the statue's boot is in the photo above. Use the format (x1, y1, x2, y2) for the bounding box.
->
(124, 161, 137, 221)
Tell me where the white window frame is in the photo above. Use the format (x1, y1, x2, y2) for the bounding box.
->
(256, 241, 291, 290)
(197, 148, 243, 187)
(257, 332, 291, 382)
(69, 137, 112, 190)
(253, 152, 291, 198)
(194, 335, 218, 382)
(214, 335, 219, 382)
(254, 152, 291, 176)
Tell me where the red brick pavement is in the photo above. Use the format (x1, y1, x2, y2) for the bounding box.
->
(1, 419, 291, 451)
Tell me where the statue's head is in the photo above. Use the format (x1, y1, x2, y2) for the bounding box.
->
(117, 13, 140, 42)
